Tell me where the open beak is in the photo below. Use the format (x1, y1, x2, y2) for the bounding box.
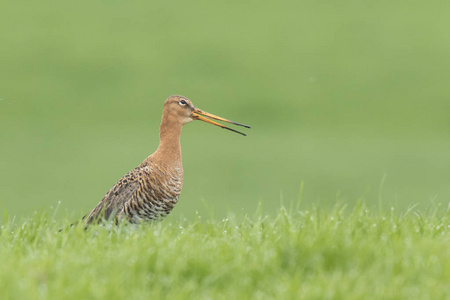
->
(192, 107, 250, 136)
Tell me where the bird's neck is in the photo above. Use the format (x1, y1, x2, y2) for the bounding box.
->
(152, 118, 183, 167)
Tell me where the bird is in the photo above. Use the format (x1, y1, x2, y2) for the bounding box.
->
(82, 95, 250, 226)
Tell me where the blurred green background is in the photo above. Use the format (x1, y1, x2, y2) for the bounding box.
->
(1, 0, 450, 221)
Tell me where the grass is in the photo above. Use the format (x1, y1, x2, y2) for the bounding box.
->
(1, 201, 449, 300)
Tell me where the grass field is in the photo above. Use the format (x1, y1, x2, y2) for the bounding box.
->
(1, 202, 449, 299)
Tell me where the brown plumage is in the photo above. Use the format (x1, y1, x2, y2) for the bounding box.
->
(83, 95, 250, 226)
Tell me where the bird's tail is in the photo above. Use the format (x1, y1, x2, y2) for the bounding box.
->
(58, 213, 88, 232)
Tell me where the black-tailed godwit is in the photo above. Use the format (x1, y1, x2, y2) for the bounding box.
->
(83, 95, 250, 225)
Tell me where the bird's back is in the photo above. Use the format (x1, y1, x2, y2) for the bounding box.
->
(84, 157, 183, 225)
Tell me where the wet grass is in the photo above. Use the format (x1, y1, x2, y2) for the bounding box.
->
(1, 202, 449, 299)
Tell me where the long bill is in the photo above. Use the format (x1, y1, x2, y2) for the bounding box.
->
(192, 108, 251, 136)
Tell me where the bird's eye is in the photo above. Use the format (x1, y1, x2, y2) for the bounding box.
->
(179, 100, 186, 105)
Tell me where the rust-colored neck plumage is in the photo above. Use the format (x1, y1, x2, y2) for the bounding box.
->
(151, 109, 183, 167)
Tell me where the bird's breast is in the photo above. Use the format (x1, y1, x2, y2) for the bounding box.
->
(123, 162, 184, 223)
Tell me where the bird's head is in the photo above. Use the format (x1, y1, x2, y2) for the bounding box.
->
(163, 95, 250, 136)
